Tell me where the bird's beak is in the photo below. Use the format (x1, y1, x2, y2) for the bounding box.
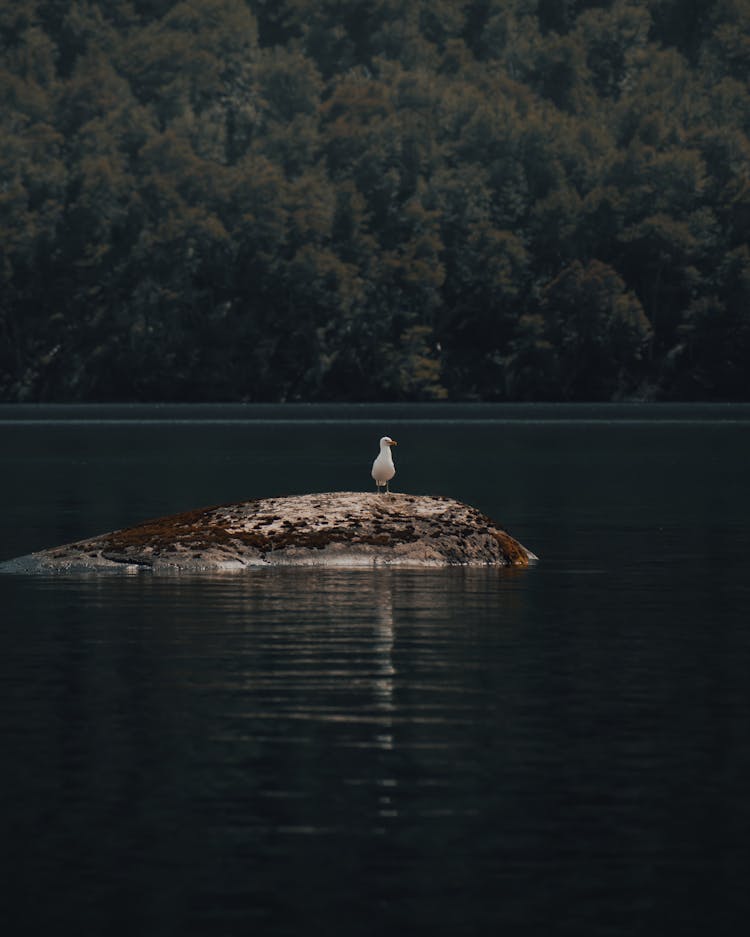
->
(389, 440, 398, 446)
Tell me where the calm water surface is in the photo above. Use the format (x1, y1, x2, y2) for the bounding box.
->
(2, 404, 750, 936)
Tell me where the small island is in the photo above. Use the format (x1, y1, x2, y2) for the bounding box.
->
(0, 492, 537, 573)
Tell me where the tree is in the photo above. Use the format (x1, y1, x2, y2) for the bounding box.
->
(669, 245, 750, 398)
(539, 259, 652, 399)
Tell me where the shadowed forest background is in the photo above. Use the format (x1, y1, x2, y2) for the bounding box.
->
(2, 0, 749, 401)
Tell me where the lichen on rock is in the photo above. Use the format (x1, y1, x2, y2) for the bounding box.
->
(1, 492, 537, 573)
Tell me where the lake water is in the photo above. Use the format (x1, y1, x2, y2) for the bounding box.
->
(2, 403, 750, 936)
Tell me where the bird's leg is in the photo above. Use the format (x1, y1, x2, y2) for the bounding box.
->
(386, 480, 390, 494)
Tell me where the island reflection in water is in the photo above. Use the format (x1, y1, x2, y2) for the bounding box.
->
(5, 565, 547, 934)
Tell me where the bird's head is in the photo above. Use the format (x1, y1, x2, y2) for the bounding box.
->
(380, 436, 397, 448)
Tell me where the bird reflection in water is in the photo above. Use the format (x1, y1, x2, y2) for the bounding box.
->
(371, 573, 398, 820)
(373, 574, 395, 743)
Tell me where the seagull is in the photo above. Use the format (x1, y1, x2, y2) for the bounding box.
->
(371, 436, 397, 494)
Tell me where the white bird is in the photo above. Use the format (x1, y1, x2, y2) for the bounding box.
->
(371, 436, 397, 494)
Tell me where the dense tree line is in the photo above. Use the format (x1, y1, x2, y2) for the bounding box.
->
(1, 0, 749, 401)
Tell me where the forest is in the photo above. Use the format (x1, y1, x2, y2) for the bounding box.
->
(1, 0, 749, 401)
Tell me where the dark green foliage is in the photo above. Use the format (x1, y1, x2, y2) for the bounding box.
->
(1, 0, 749, 401)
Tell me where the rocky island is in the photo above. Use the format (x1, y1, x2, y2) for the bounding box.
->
(0, 492, 537, 573)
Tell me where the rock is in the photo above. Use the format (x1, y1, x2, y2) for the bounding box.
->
(0, 492, 537, 573)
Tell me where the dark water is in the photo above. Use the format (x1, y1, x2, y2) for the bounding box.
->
(2, 404, 750, 936)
